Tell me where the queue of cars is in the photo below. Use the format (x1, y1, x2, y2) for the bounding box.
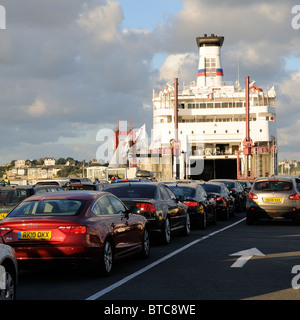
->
(0, 175, 257, 300)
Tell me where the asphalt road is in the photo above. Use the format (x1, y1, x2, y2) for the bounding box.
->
(16, 211, 300, 301)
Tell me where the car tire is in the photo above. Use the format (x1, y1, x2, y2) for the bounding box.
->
(182, 214, 191, 236)
(201, 212, 207, 229)
(0, 265, 16, 300)
(101, 239, 114, 275)
(162, 218, 171, 244)
(140, 228, 150, 258)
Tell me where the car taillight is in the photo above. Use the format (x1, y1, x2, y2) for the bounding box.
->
(58, 225, 87, 235)
(136, 203, 155, 212)
(289, 193, 300, 200)
(0, 227, 11, 237)
(183, 201, 198, 207)
(248, 193, 258, 199)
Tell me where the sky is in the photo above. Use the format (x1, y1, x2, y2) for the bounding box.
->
(0, 0, 300, 164)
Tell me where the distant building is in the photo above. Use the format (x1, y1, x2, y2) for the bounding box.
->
(15, 160, 26, 168)
(44, 158, 56, 166)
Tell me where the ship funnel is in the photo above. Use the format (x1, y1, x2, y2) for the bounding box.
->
(196, 34, 224, 87)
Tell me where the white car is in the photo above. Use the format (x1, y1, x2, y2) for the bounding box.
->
(0, 244, 18, 300)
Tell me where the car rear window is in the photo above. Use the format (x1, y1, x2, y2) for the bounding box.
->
(105, 185, 156, 199)
(254, 180, 293, 192)
(169, 187, 195, 198)
(201, 184, 221, 193)
(0, 189, 28, 205)
(213, 181, 234, 189)
(8, 199, 87, 217)
(64, 184, 96, 191)
(0, 190, 9, 204)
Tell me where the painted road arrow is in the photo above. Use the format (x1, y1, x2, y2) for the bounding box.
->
(229, 248, 265, 268)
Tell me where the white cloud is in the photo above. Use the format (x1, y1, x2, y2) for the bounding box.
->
(77, 1, 123, 45)
(159, 53, 197, 83)
(25, 99, 47, 117)
(0, 0, 299, 164)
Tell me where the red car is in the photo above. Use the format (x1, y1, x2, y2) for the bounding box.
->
(0, 191, 150, 274)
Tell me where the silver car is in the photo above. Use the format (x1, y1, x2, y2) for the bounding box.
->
(246, 175, 300, 224)
(0, 244, 18, 300)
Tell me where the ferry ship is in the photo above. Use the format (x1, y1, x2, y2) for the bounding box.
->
(149, 34, 277, 180)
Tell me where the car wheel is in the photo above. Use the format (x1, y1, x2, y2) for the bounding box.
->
(162, 218, 171, 244)
(201, 212, 207, 229)
(140, 228, 150, 258)
(0, 266, 16, 300)
(101, 240, 113, 275)
(182, 214, 191, 236)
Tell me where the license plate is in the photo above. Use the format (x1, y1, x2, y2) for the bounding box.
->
(264, 198, 282, 203)
(0, 213, 8, 220)
(18, 231, 52, 240)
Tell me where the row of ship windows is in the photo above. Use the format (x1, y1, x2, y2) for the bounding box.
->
(184, 102, 244, 109)
(168, 129, 264, 134)
(159, 116, 274, 123)
(180, 118, 257, 122)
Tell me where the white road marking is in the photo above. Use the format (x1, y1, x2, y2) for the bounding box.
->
(85, 217, 246, 300)
(229, 247, 265, 268)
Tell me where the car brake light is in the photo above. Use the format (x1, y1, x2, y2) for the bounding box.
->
(289, 193, 300, 200)
(136, 203, 155, 212)
(58, 225, 87, 235)
(183, 201, 198, 207)
(248, 193, 258, 199)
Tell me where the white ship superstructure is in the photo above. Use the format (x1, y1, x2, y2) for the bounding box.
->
(151, 34, 277, 180)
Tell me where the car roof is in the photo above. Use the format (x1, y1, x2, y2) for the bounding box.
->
(255, 175, 296, 182)
(106, 181, 159, 187)
(0, 184, 63, 190)
(201, 181, 224, 186)
(21, 191, 108, 201)
(210, 179, 236, 182)
(167, 182, 198, 188)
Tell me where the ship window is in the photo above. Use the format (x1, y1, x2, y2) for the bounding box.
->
(214, 130, 216, 133)
(237, 130, 239, 133)
(225, 130, 228, 133)
(236, 102, 243, 107)
(207, 103, 213, 108)
(200, 103, 206, 108)
(215, 103, 221, 108)
(222, 103, 228, 108)
(205, 58, 216, 77)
